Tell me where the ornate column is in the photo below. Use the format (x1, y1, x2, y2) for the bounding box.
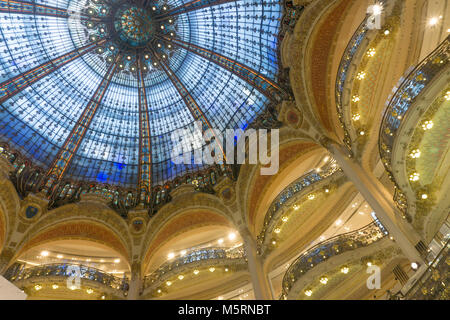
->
(239, 228, 273, 300)
(325, 140, 424, 263)
(127, 261, 142, 300)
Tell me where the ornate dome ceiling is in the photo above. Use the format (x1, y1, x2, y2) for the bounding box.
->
(0, 0, 286, 192)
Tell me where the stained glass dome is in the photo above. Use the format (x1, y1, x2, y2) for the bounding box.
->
(0, 0, 286, 194)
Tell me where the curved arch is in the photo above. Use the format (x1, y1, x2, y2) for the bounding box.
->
(0, 175, 21, 248)
(285, 0, 363, 139)
(142, 208, 235, 274)
(237, 130, 325, 235)
(14, 221, 131, 269)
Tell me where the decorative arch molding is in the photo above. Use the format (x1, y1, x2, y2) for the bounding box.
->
(141, 209, 234, 274)
(236, 129, 323, 235)
(285, 0, 360, 139)
(13, 220, 131, 267)
(0, 176, 21, 247)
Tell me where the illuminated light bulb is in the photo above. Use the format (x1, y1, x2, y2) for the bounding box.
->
(428, 17, 439, 27)
(359, 130, 365, 136)
(228, 232, 236, 240)
(325, 189, 329, 193)
(209, 267, 215, 272)
(100, 259, 105, 263)
(163, 6, 167, 10)
(421, 194, 428, 200)
(41, 251, 49, 257)
(304, 290, 312, 297)
(307, 194, 315, 200)
(101, 296, 105, 300)
(57, 254, 63, 259)
(274, 228, 281, 234)
(86, 289, 94, 294)
(178, 275, 184, 280)
(315, 167, 321, 173)
(169, 19, 173, 23)
(422, 120, 433, 130)
(34, 285, 42, 291)
(152, 6, 156, 10)
(319, 277, 328, 284)
(168, 45, 172, 48)
(372, 4, 382, 16)
(52, 284, 59, 290)
(323, 156, 330, 162)
(110, 46, 115, 50)
(218, 296, 224, 300)
(170, 32, 174, 36)
(445, 91, 450, 101)
(341, 267, 349, 274)
(180, 250, 187, 256)
(367, 262, 372, 267)
(157, 289, 161, 293)
(225, 268, 229, 272)
(367, 48, 376, 57)
(167, 252, 175, 259)
(409, 173, 420, 182)
(356, 72, 366, 80)
(409, 149, 421, 159)
(292, 204, 300, 210)
(157, 43, 162, 48)
(114, 259, 120, 263)
(411, 262, 419, 270)
(218, 238, 224, 245)
(70, 285, 77, 290)
(160, 25, 165, 29)
(352, 95, 360, 102)
(144, 55, 149, 59)
(384, 29, 390, 35)
(352, 113, 361, 121)
(282, 216, 288, 222)
(335, 219, 343, 226)
(126, 56, 131, 61)
(193, 269, 199, 275)
(166, 281, 172, 286)
(272, 241, 276, 245)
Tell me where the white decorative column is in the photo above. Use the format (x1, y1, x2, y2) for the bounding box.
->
(327, 141, 424, 263)
(127, 262, 142, 300)
(240, 228, 273, 300)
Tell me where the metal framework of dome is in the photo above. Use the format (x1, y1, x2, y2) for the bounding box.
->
(0, 0, 301, 213)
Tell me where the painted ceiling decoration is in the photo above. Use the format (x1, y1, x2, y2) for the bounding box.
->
(0, 0, 300, 215)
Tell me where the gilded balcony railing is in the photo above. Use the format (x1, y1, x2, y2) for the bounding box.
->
(280, 221, 387, 299)
(4, 263, 129, 295)
(388, 237, 449, 300)
(335, 19, 369, 150)
(257, 159, 342, 251)
(379, 37, 450, 212)
(143, 246, 247, 290)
